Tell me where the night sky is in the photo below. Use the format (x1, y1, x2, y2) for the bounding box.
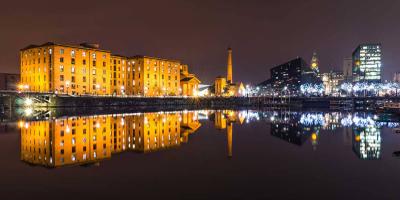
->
(1, 0, 399, 84)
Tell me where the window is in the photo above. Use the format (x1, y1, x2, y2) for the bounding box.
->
(71, 50, 75, 57)
(71, 66, 75, 73)
(60, 75, 64, 81)
(60, 57, 64, 63)
(83, 59, 86, 65)
(93, 61, 96, 66)
(82, 52, 86, 57)
(71, 58, 75, 64)
(92, 53, 96, 59)
(60, 49, 64, 54)
(92, 69, 96, 75)
(103, 62, 106, 67)
(83, 77, 86, 82)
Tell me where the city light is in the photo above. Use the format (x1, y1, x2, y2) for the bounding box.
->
(24, 98, 33, 106)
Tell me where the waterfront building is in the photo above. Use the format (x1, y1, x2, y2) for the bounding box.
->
(180, 64, 201, 96)
(19, 42, 200, 97)
(110, 55, 131, 96)
(352, 44, 382, 83)
(321, 70, 344, 96)
(0, 73, 20, 91)
(213, 47, 245, 97)
(130, 55, 182, 96)
(20, 42, 112, 95)
(343, 57, 353, 81)
(269, 57, 320, 95)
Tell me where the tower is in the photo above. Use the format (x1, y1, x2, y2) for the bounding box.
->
(227, 47, 233, 84)
(310, 51, 319, 73)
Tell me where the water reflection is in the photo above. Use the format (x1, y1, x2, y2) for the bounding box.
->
(18, 110, 400, 167)
(20, 111, 202, 167)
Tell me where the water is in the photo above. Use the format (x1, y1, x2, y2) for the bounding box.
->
(1, 109, 400, 199)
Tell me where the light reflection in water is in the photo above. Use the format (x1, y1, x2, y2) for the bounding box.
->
(18, 110, 399, 167)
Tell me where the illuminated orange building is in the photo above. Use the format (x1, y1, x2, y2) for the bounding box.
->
(180, 64, 201, 96)
(20, 42, 200, 97)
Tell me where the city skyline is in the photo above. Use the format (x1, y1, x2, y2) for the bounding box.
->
(1, 0, 400, 84)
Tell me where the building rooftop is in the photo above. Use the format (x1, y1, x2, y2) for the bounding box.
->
(20, 42, 111, 53)
(131, 55, 180, 62)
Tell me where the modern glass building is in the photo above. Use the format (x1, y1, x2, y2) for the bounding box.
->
(269, 57, 321, 95)
(352, 44, 382, 83)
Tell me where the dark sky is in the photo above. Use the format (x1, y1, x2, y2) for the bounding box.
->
(1, 0, 399, 84)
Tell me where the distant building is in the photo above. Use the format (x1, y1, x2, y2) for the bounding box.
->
(0, 73, 20, 91)
(321, 70, 344, 96)
(393, 72, 400, 82)
(310, 52, 319, 73)
(270, 57, 320, 95)
(342, 57, 352, 81)
(352, 44, 382, 83)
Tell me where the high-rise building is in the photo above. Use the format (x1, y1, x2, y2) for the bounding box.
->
(352, 44, 382, 83)
(342, 57, 352, 81)
(19, 42, 200, 97)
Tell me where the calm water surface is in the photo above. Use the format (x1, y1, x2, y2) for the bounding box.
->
(1, 109, 400, 199)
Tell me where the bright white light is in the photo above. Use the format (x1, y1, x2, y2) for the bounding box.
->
(25, 98, 33, 106)
(24, 108, 33, 116)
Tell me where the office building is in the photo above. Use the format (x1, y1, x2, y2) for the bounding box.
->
(269, 57, 320, 94)
(352, 44, 382, 83)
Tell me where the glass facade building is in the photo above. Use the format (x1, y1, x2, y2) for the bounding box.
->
(352, 44, 382, 83)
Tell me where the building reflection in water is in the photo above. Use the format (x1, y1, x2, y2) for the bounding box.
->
(265, 111, 388, 157)
(20, 111, 202, 168)
(19, 110, 397, 167)
(212, 110, 245, 158)
(352, 126, 382, 160)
